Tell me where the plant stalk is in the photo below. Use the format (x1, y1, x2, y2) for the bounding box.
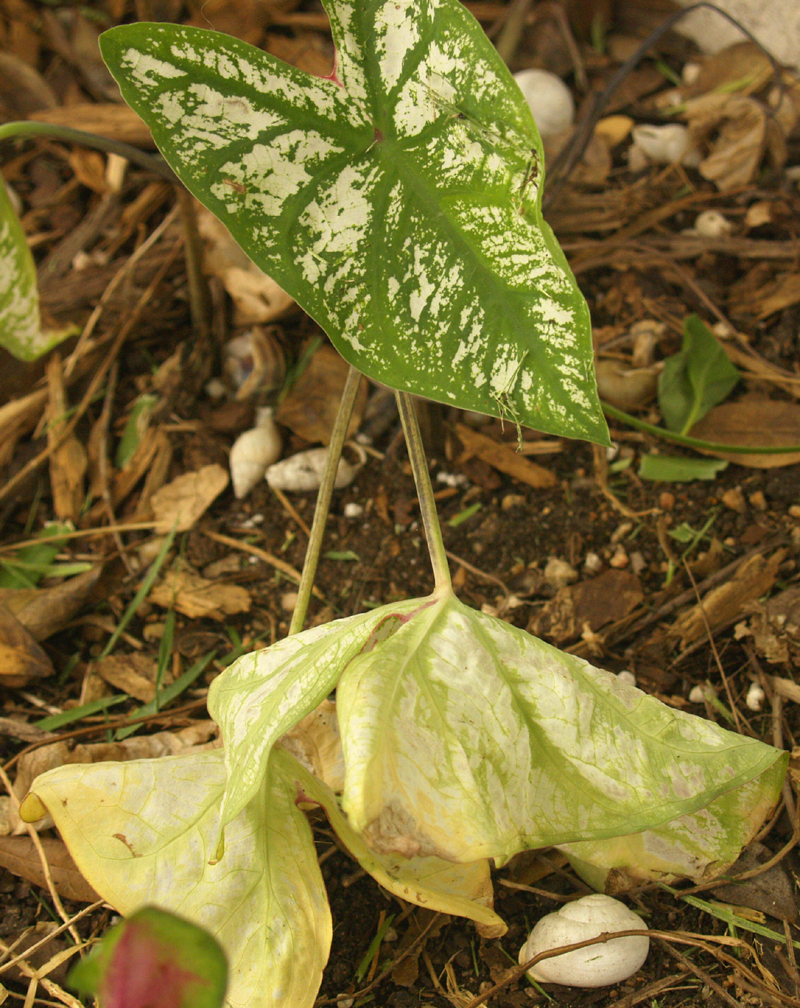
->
(288, 365, 362, 636)
(0, 121, 177, 183)
(396, 392, 451, 593)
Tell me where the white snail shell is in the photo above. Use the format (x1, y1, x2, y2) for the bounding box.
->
(229, 407, 282, 499)
(265, 443, 366, 493)
(519, 894, 649, 987)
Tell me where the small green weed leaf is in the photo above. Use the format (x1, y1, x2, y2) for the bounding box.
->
(289, 741, 506, 934)
(559, 756, 786, 892)
(658, 315, 740, 434)
(0, 524, 73, 590)
(24, 749, 331, 1008)
(99, 4, 608, 444)
(0, 182, 76, 361)
(639, 454, 728, 481)
(68, 906, 227, 1008)
(207, 596, 429, 841)
(336, 592, 784, 863)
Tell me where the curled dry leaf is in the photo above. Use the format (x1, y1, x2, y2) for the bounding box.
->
(275, 345, 367, 445)
(595, 360, 659, 412)
(738, 584, 800, 666)
(94, 652, 174, 703)
(0, 602, 54, 687)
(529, 569, 644, 644)
(689, 400, 800, 468)
(149, 564, 251, 620)
(197, 204, 295, 325)
(279, 699, 345, 793)
(683, 93, 772, 190)
(681, 42, 776, 99)
(151, 463, 229, 533)
(0, 566, 102, 641)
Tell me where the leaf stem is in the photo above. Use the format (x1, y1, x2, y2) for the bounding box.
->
(602, 401, 800, 454)
(0, 121, 177, 183)
(396, 392, 452, 593)
(288, 365, 362, 636)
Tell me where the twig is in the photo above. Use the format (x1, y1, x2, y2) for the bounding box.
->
(658, 939, 743, 1008)
(271, 486, 312, 537)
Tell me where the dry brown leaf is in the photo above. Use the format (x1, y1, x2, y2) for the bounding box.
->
(276, 344, 368, 444)
(151, 463, 229, 533)
(753, 273, 800, 320)
(711, 842, 798, 924)
(150, 564, 251, 619)
(684, 93, 768, 190)
(279, 699, 344, 792)
(197, 205, 295, 324)
(529, 569, 643, 643)
(671, 550, 785, 649)
(454, 423, 557, 489)
(0, 51, 57, 119)
(93, 652, 172, 703)
(682, 42, 775, 99)
(738, 585, 800, 665)
(0, 566, 101, 641)
(0, 836, 100, 903)
(47, 355, 87, 524)
(690, 400, 800, 468)
(0, 603, 53, 687)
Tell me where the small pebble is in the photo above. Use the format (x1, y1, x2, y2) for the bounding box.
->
(689, 684, 712, 704)
(344, 502, 364, 518)
(749, 490, 767, 512)
(629, 551, 646, 575)
(584, 551, 603, 575)
(281, 592, 299, 612)
(436, 471, 468, 488)
(502, 493, 526, 510)
(205, 378, 227, 399)
(659, 491, 675, 510)
(544, 557, 578, 589)
(788, 505, 800, 519)
(617, 670, 637, 687)
(722, 487, 747, 514)
(609, 545, 629, 568)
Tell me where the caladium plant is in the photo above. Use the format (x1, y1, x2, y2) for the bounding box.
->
(97, 0, 608, 444)
(16, 1, 789, 1007)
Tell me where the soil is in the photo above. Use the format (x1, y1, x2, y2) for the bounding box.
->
(2, 2, 800, 1007)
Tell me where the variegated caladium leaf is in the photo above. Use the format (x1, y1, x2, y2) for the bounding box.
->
(335, 591, 785, 864)
(558, 757, 787, 894)
(20, 749, 332, 1008)
(207, 595, 432, 846)
(287, 742, 506, 936)
(98, 2, 609, 444)
(0, 182, 78, 361)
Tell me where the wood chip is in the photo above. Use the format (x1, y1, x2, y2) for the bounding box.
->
(454, 424, 557, 489)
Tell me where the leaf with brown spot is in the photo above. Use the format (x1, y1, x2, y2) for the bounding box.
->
(690, 400, 800, 468)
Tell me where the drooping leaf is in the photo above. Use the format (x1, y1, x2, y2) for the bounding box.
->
(98, 4, 609, 444)
(658, 315, 740, 434)
(68, 906, 228, 1008)
(287, 743, 506, 936)
(21, 749, 331, 1008)
(207, 596, 430, 843)
(334, 591, 784, 864)
(559, 757, 786, 893)
(638, 453, 728, 482)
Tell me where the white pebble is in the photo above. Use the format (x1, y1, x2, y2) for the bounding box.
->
(344, 502, 364, 518)
(694, 210, 732, 238)
(617, 670, 637, 687)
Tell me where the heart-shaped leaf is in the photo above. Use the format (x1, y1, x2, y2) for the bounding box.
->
(335, 592, 783, 864)
(21, 749, 331, 1008)
(68, 906, 228, 1008)
(0, 180, 41, 361)
(99, 3, 608, 444)
(207, 596, 430, 842)
(559, 756, 787, 893)
(658, 314, 740, 434)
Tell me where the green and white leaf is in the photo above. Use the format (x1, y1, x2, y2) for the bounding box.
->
(559, 757, 787, 893)
(0, 181, 77, 361)
(99, 3, 608, 443)
(336, 591, 784, 864)
(659, 314, 740, 434)
(22, 749, 331, 1008)
(207, 596, 429, 842)
(289, 745, 506, 935)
